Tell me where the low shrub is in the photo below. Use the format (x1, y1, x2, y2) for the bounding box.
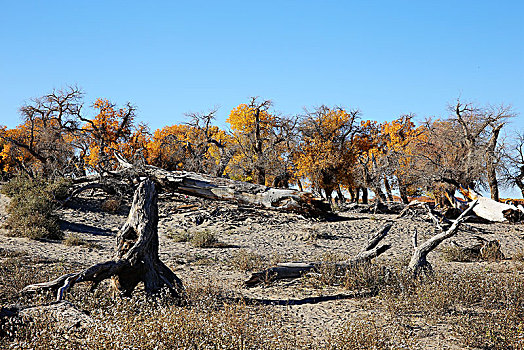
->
(190, 230, 218, 248)
(441, 245, 477, 262)
(513, 249, 524, 262)
(166, 229, 191, 242)
(228, 249, 265, 271)
(63, 233, 87, 246)
(2, 251, 524, 349)
(100, 198, 121, 213)
(1, 176, 65, 240)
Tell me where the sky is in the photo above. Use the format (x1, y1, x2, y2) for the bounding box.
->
(1, 1, 523, 193)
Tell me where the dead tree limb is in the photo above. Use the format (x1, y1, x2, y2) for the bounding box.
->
(245, 223, 393, 287)
(407, 200, 478, 277)
(22, 179, 184, 301)
(111, 153, 329, 216)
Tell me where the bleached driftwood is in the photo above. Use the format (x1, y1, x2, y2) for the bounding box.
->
(245, 223, 393, 287)
(22, 180, 184, 301)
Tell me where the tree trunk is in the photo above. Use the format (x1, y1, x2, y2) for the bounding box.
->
(398, 184, 409, 204)
(518, 179, 524, 199)
(485, 124, 503, 202)
(255, 165, 266, 186)
(22, 180, 184, 301)
(297, 178, 304, 192)
(361, 187, 368, 204)
(372, 185, 386, 203)
(336, 185, 345, 204)
(384, 175, 394, 202)
(348, 187, 355, 203)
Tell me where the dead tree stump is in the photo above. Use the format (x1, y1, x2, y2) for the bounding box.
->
(22, 180, 184, 301)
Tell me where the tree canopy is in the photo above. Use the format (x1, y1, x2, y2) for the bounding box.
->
(0, 88, 520, 204)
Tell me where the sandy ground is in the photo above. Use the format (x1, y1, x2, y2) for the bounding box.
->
(2, 190, 524, 348)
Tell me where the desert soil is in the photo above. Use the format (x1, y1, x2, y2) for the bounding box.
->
(2, 190, 524, 349)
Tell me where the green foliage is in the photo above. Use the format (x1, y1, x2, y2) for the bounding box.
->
(1, 175, 66, 240)
(44, 177, 72, 201)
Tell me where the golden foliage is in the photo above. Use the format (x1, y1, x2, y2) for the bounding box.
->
(82, 99, 146, 172)
(295, 106, 359, 195)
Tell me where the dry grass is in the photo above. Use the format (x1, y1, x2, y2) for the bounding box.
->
(100, 198, 121, 212)
(0, 255, 304, 349)
(168, 229, 227, 248)
(441, 245, 478, 262)
(63, 233, 88, 246)
(325, 316, 416, 350)
(228, 249, 265, 271)
(189, 230, 219, 248)
(513, 249, 524, 262)
(2, 250, 524, 349)
(166, 229, 191, 242)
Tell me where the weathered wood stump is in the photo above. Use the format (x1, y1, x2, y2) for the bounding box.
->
(22, 180, 184, 301)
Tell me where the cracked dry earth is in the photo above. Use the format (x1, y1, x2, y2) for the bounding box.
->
(2, 191, 524, 349)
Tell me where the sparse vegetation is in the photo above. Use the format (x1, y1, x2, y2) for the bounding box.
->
(2, 251, 524, 349)
(166, 228, 191, 242)
(100, 198, 121, 212)
(513, 249, 524, 262)
(1, 176, 64, 240)
(167, 229, 225, 248)
(228, 249, 265, 271)
(63, 233, 86, 246)
(441, 245, 478, 262)
(190, 230, 219, 248)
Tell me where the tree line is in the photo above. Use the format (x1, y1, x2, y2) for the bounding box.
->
(0, 86, 522, 204)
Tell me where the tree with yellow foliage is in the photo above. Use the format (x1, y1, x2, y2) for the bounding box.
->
(185, 109, 234, 177)
(295, 106, 360, 202)
(146, 110, 231, 175)
(380, 115, 427, 203)
(226, 98, 293, 185)
(146, 124, 196, 171)
(351, 119, 385, 204)
(80, 98, 139, 173)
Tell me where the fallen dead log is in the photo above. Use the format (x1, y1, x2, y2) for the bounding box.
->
(245, 223, 393, 287)
(108, 153, 330, 217)
(407, 200, 478, 277)
(22, 179, 184, 301)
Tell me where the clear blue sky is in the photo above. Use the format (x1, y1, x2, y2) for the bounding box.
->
(1, 1, 523, 196)
(1, 1, 522, 130)
(0, 0, 522, 131)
